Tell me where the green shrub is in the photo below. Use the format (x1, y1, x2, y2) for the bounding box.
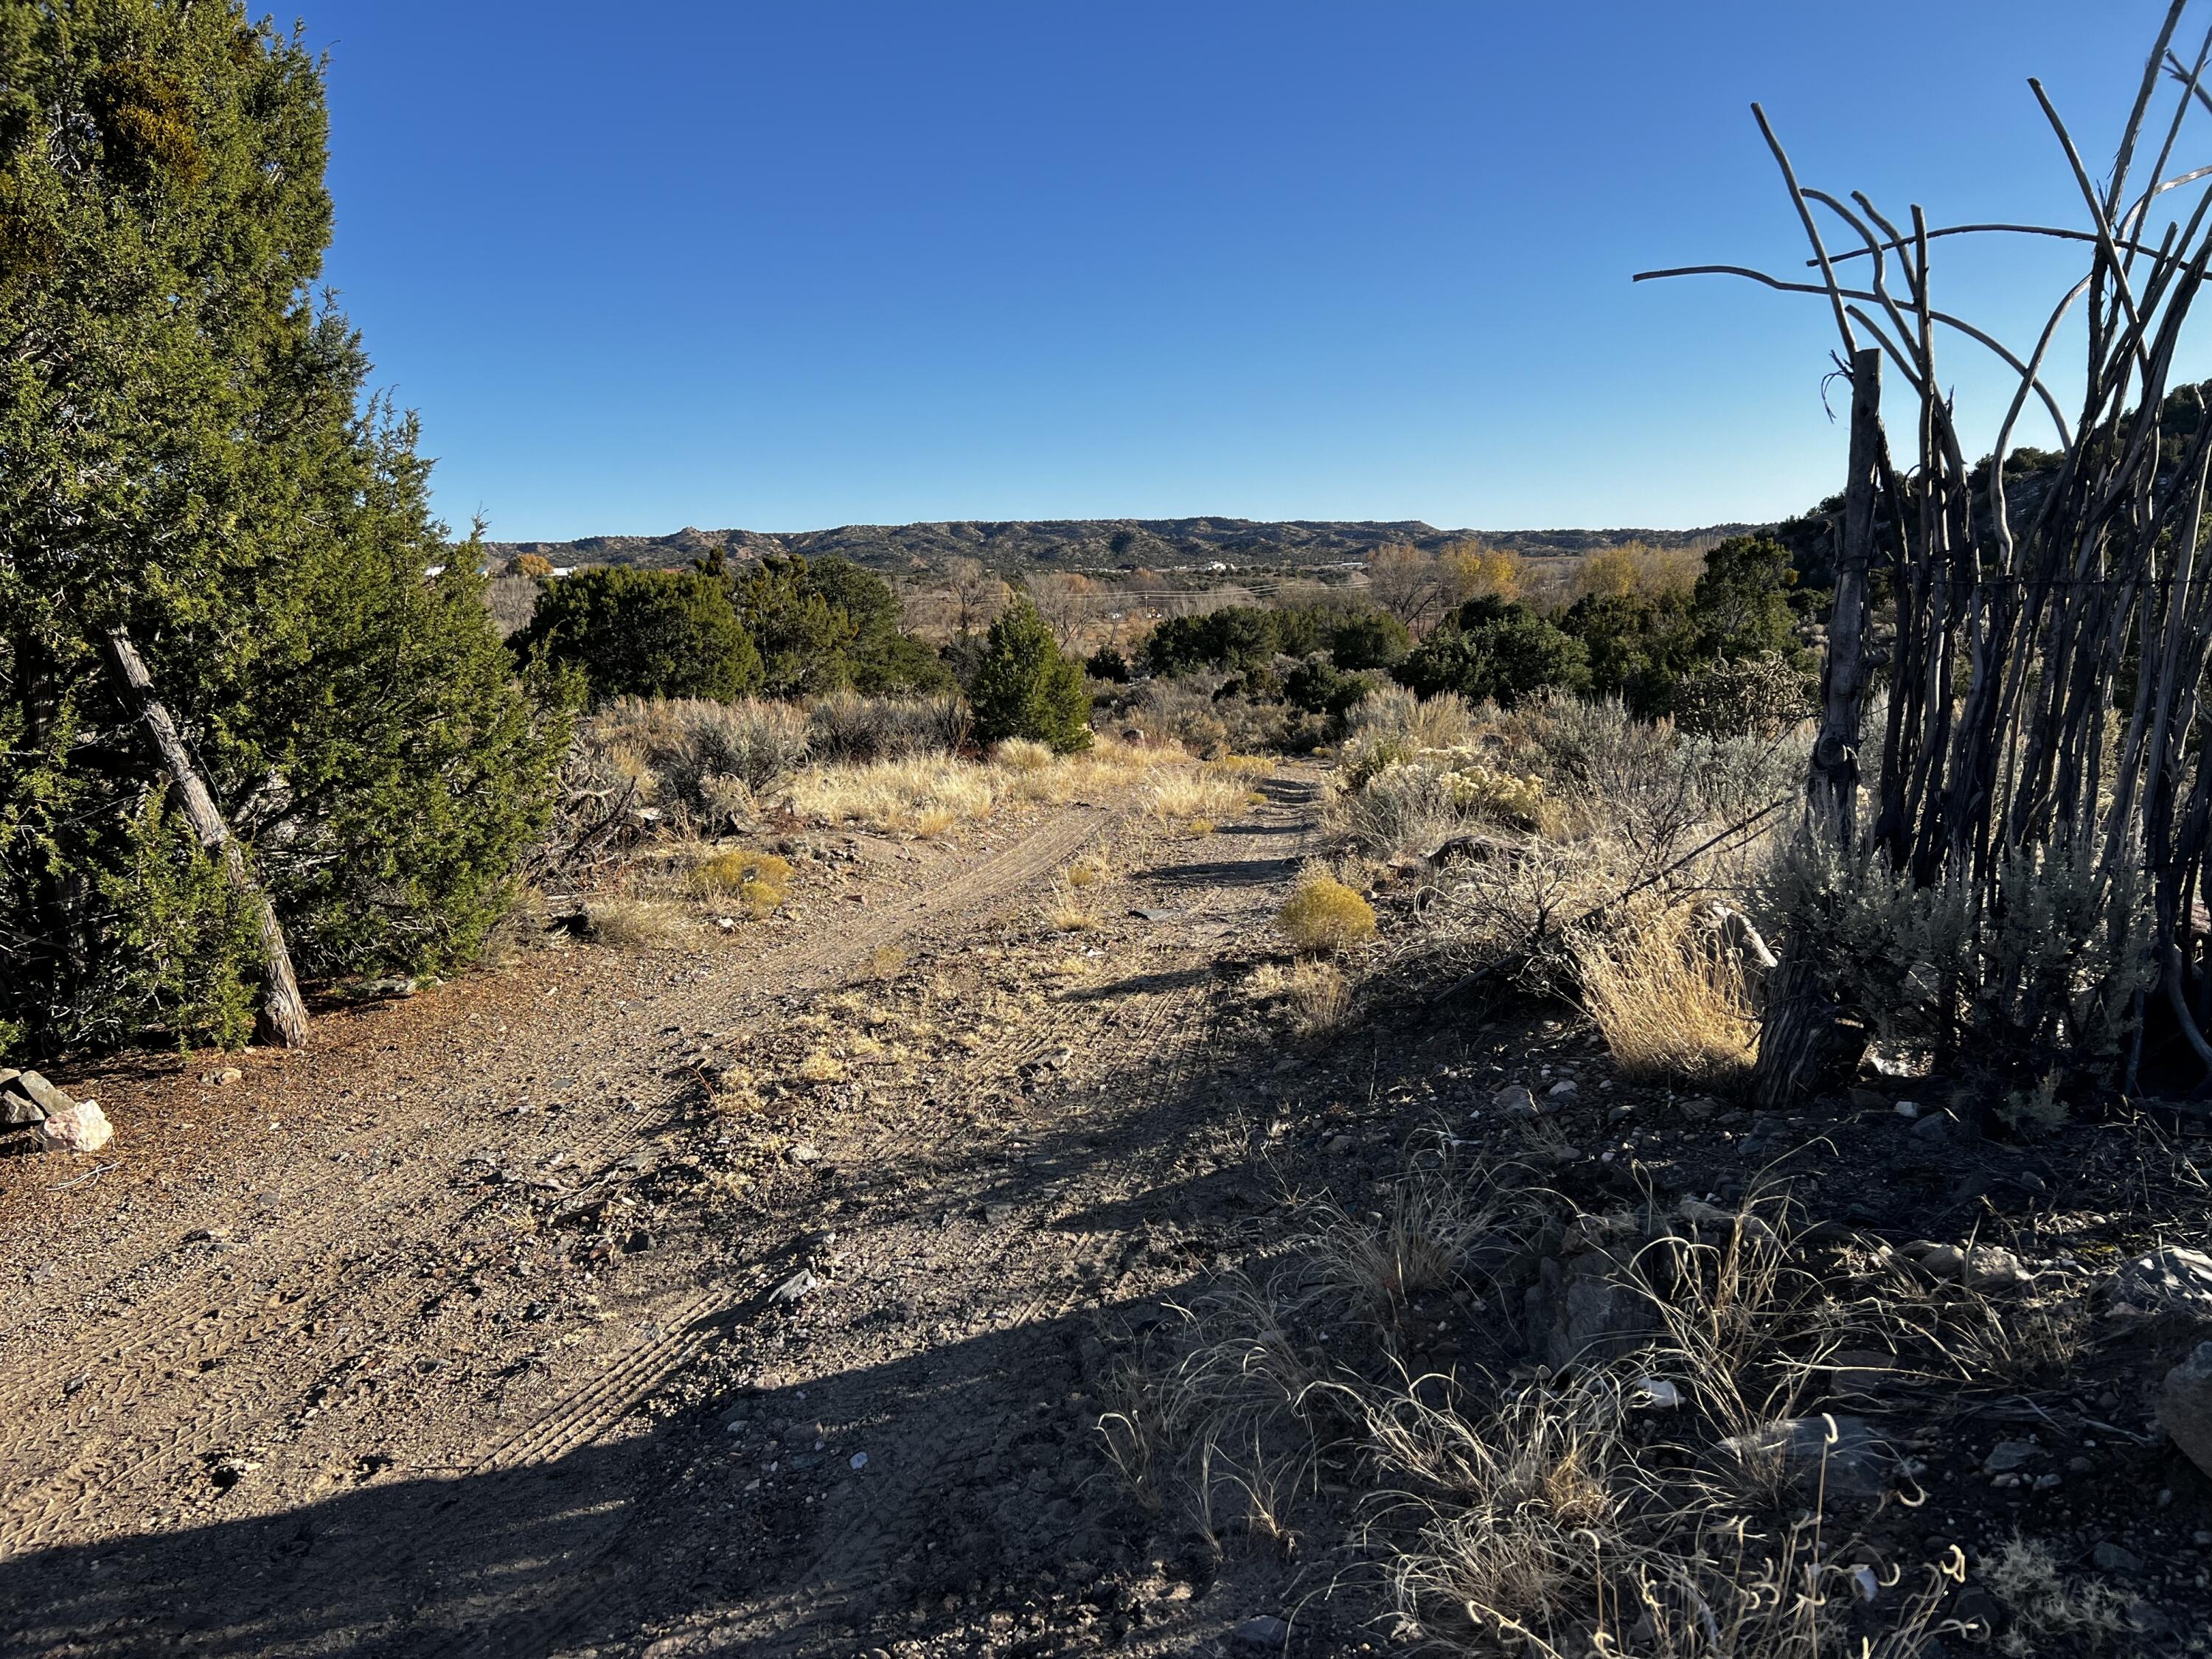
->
(1328, 611, 1411, 669)
(1086, 646, 1132, 683)
(1284, 659, 1378, 717)
(726, 552, 953, 698)
(972, 600, 1093, 752)
(515, 567, 762, 705)
(1394, 597, 1588, 706)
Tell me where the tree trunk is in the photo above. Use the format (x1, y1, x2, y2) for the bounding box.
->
(103, 628, 310, 1050)
(1753, 348, 1883, 1107)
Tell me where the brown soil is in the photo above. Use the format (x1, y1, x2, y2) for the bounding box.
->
(15, 762, 2209, 1658)
(0, 767, 1348, 1657)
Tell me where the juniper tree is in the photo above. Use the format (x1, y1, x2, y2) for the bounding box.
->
(513, 567, 762, 704)
(971, 599, 1092, 752)
(0, 2, 566, 1056)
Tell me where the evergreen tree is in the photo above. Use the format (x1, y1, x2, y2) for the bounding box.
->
(971, 600, 1092, 752)
(512, 567, 762, 704)
(0, 3, 566, 1055)
(802, 556, 955, 694)
(1394, 597, 1589, 706)
(733, 554, 860, 697)
(1688, 535, 1813, 663)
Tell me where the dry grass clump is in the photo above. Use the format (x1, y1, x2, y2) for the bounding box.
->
(1287, 959, 1351, 1034)
(583, 897, 692, 949)
(993, 736, 1056, 773)
(1065, 855, 1110, 888)
(1277, 867, 1377, 955)
(1147, 766, 1252, 823)
(1310, 1158, 1504, 1320)
(1978, 1535, 2130, 1655)
(1041, 883, 1102, 931)
(850, 944, 907, 984)
(685, 848, 791, 917)
(795, 1049, 846, 1083)
(807, 691, 969, 763)
(1249, 958, 1354, 1035)
(1103, 1168, 1975, 1658)
(787, 754, 998, 835)
(1573, 899, 1758, 1086)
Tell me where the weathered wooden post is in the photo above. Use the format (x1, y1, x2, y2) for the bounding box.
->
(1751, 346, 1882, 1105)
(105, 627, 311, 1050)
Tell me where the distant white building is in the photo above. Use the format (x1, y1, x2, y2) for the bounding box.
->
(551, 566, 575, 578)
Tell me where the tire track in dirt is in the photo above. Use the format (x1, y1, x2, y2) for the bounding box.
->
(0, 804, 1115, 1562)
(602, 770, 1324, 1658)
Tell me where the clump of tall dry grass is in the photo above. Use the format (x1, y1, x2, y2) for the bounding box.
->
(787, 754, 999, 835)
(1147, 765, 1253, 823)
(1102, 1166, 1972, 1658)
(1248, 957, 1354, 1035)
(993, 736, 1055, 773)
(583, 897, 692, 949)
(1573, 898, 1758, 1086)
(686, 848, 791, 917)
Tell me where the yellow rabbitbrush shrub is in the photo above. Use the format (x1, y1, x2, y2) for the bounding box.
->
(687, 849, 790, 918)
(1276, 869, 1376, 956)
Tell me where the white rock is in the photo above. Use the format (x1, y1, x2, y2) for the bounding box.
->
(768, 1268, 821, 1305)
(35, 1100, 112, 1155)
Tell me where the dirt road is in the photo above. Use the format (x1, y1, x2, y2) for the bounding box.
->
(0, 766, 1346, 1657)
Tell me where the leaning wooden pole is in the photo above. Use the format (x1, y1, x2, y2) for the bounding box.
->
(1751, 348, 1883, 1106)
(1806, 347, 1882, 842)
(103, 627, 311, 1050)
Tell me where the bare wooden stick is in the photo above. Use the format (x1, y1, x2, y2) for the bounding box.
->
(1806, 348, 1883, 844)
(104, 627, 310, 1050)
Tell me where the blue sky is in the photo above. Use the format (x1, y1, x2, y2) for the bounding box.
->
(308, 2, 2191, 540)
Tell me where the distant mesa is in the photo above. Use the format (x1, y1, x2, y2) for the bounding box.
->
(482, 517, 1753, 574)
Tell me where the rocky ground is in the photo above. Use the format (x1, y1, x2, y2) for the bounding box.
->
(0, 765, 1341, 1656)
(4, 759, 2212, 1657)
